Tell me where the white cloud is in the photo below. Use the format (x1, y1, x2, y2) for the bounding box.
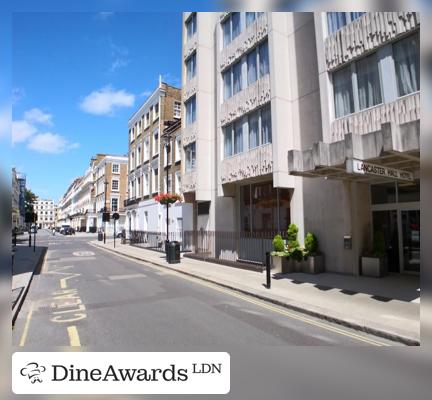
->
(0, 106, 11, 139)
(12, 120, 37, 144)
(110, 58, 130, 72)
(23, 108, 53, 126)
(79, 86, 135, 115)
(27, 132, 80, 154)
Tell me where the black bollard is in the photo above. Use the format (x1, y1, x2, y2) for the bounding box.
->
(266, 251, 271, 289)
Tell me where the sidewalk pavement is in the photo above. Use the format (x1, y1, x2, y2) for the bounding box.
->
(12, 244, 47, 325)
(91, 240, 420, 345)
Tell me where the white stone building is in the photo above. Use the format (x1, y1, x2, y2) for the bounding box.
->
(34, 199, 56, 229)
(181, 12, 420, 275)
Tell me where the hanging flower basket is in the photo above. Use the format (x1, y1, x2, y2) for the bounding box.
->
(154, 193, 182, 205)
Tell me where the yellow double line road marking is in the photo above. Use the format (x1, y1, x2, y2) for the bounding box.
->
(93, 244, 390, 346)
(67, 326, 81, 347)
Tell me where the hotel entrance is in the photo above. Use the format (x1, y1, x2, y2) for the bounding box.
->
(371, 181, 420, 274)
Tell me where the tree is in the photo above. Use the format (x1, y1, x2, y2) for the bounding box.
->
(24, 189, 37, 214)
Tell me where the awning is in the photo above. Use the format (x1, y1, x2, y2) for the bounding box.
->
(288, 121, 419, 184)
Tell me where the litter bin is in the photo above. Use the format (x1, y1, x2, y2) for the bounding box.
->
(98, 232, 103, 241)
(166, 241, 180, 264)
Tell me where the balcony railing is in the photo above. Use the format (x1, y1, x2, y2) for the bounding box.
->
(124, 197, 140, 207)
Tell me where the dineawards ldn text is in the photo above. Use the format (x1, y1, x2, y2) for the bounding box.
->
(52, 364, 192, 382)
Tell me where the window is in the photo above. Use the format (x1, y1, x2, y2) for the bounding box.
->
(186, 53, 196, 81)
(327, 12, 365, 34)
(333, 65, 354, 118)
(175, 136, 181, 162)
(130, 151, 135, 170)
(175, 171, 182, 192)
(144, 172, 150, 196)
(111, 198, 118, 212)
(356, 53, 382, 110)
(152, 168, 159, 193)
(129, 128, 133, 142)
(137, 146, 141, 164)
(165, 174, 172, 193)
(233, 119, 243, 155)
(153, 102, 159, 120)
(136, 177, 141, 197)
(144, 138, 150, 161)
(112, 180, 119, 191)
(223, 69, 232, 100)
(248, 111, 259, 149)
(258, 40, 269, 78)
(138, 120, 142, 135)
(247, 48, 258, 85)
(174, 101, 181, 119)
(393, 33, 420, 97)
(222, 12, 242, 47)
(153, 129, 159, 155)
(186, 13, 197, 40)
(185, 142, 196, 172)
(145, 112, 150, 128)
(164, 142, 171, 167)
(261, 104, 272, 144)
(185, 95, 196, 125)
(224, 125, 233, 158)
(246, 12, 256, 26)
(112, 164, 119, 174)
(233, 60, 242, 95)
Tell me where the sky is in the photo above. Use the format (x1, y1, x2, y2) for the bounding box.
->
(11, 11, 184, 202)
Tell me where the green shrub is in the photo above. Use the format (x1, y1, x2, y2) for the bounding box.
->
(272, 234, 285, 252)
(372, 231, 386, 258)
(287, 224, 299, 250)
(289, 247, 304, 262)
(305, 232, 319, 255)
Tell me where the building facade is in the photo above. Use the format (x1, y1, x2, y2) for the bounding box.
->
(16, 171, 26, 228)
(58, 154, 128, 234)
(125, 81, 192, 239)
(181, 12, 420, 275)
(34, 199, 56, 229)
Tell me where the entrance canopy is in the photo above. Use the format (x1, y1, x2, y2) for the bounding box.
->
(288, 122, 419, 184)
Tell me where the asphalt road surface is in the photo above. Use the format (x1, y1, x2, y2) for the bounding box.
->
(12, 229, 398, 348)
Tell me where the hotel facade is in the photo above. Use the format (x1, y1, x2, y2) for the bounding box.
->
(180, 12, 420, 275)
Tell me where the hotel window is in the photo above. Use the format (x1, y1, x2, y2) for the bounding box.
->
(153, 129, 159, 155)
(129, 128, 133, 142)
(248, 111, 259, 149)
(258, 40, 269, 78)
(224, 125, 233, 158)
(164, 142, 171, 167)
(333, 65, 354, 118)
(136, 177, 141, 197)
(174, 101, 181, 119)
(356, 53, 382, 110)
(165, 174, 172, 193)
(175, 136, 181, 162)
(175, 171, 182, 192)
(130, 151, 135, 170)
(137, 146, 141, 164)
(393, 33, 420, 97)
(185, 95, 196, 125)
(247, 48, 258, 85)
(144, 138, 150, 161)
(145, 112, 150, 128)
(245, 12, 264, 27)
(111, 198, 118, 212)
(185, 142, 196, 172)
(112, 179, 119, 191)
(222, 12, 242, 47)
(112, 164, 119, 174)
(327, 12, 365, 34)
(186, 13, 197, 40)
(153, 102, 159, 120)
(233, 119, 243, 155)
(186, 52, 196, 81)
(138, 120, 142, 135)
(233, 61, 243, 95)
(260, 104, 272, 144)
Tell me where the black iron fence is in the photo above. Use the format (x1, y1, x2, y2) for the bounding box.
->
(129, 230, 287, 265)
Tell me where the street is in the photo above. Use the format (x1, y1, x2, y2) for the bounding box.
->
(12, 230, 398, 347)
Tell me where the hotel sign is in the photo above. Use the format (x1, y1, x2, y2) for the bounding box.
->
(347, 159, 414, 182)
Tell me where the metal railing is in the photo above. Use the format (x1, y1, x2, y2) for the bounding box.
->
(129, 230, 286, 265)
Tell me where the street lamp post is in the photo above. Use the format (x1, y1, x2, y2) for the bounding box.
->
(163, 129, 172, 249)
(103, 180, 109, 244)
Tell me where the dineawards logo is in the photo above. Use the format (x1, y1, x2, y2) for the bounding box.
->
(20, 362, 47, 384)
(12, 352, 230, 394)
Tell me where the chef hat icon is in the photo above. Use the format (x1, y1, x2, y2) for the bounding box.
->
(20, 362, 46, 383)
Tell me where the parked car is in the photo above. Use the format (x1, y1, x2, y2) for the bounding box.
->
(60, 225, 71, 234)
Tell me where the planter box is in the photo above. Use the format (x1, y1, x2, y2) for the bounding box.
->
(271, 255, 286, 274)
(302, 255, 325, 274)
(282, 258, 296, 274)
(361, 257, 388, 277)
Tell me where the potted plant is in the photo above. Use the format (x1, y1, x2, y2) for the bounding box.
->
(361, 231, 388, 277)
(303, 232, 324, 274)
(270, 234, 289, 274)
(285, 224, 304, 272)
(154, 193, 182, 205)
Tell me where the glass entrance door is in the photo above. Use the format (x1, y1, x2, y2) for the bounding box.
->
(401, 210, 420, 272)
(372, 210, 399, 272)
